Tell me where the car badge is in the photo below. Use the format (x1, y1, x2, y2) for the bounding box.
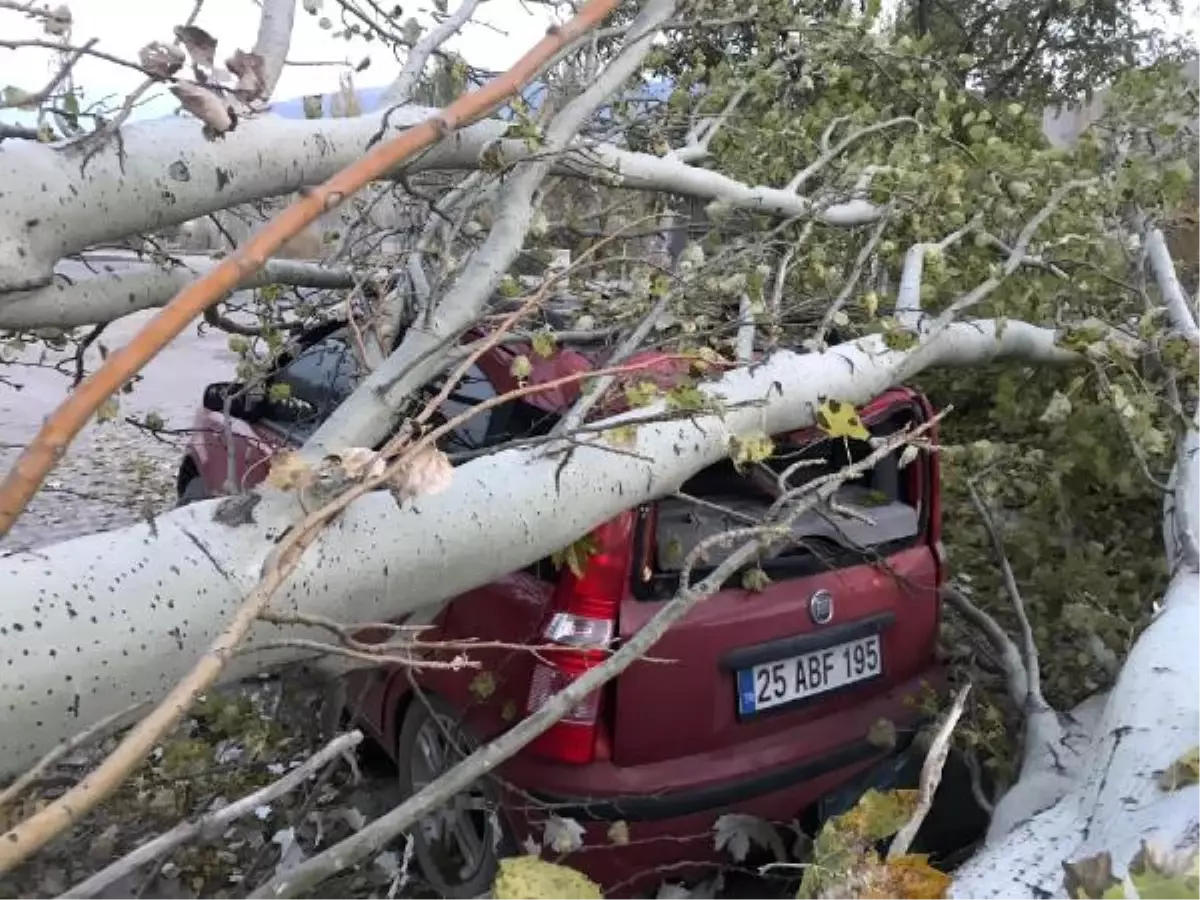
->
(809, 589, 834, 625)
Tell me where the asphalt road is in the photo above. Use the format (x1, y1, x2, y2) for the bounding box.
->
(0, 256, 244, 550)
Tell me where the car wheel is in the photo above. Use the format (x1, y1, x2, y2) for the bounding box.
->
(176, 476, 210, 507)
(395, 694, 505, 899)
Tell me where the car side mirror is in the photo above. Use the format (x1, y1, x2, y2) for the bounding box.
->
(202, 382, 264, 422)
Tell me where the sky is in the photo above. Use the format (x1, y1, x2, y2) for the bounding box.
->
(1, 0, 1195, 127)
(1, 0, 556, 122)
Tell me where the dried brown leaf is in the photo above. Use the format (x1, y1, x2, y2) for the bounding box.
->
(389, 445, 453, 501)
(174, 24, 218, 70)
(139, 41, 186, 78)
(1062, 851, 1119, 899)
(607, 820, 630, 845)
(43, 4, 71, 36)
(328, 447, 385, 481)
(226, 49, 267, 99)
(266, 451, 316, 492)
(169, 82, 235, 137)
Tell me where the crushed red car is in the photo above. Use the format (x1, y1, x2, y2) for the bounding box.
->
(177, 318, 947, 896)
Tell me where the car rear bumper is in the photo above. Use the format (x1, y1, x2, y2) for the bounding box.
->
(500, 667, 942, 822)
(496, 668, 943, 895)
(523, 733, 904, 822)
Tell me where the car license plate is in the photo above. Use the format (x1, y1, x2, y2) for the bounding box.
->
(737, 634, 883, 715)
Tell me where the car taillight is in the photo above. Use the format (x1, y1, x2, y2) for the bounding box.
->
(525, 513, 634, 764)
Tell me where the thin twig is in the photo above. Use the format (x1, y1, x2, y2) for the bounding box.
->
(888, 683, 971, 859)
(59, 731, 364, 899)
(965, 477, 1044, 710)
(0, 701, 147, 812)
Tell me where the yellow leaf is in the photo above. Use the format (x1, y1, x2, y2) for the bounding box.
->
(552, 534, 599, 577)
(623, 380, 659, 407)
(266, 451, 316, 492)
(511, 355, 532, 382)
(816, 398, 871, 440)
(1158, 746, 1200, 791)
(863, 290, 880, 318)
(607, 820, 630, 845)
(729, 433, 775, 471)
(531, 330, 557, 359)
(741, 567, 771, 592)
(867, 718, 897, 750)
(1064, 851, 1120, 899)
(604, 425, 638, 447)
(469, 671, 496, 700)
(836, 788, 919, 842)
(492, 856, 602, 899)
(867, 853, 952, 899)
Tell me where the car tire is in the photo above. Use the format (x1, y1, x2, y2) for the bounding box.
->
(395, 694, 506, 899)
(176, 475, 210, 508)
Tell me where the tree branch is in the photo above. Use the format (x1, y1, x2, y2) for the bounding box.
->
(252, 0, 299, 98)
(0, 257, 357, 331)
(60, 731, 364, 899)
(378, 0, 484, 107)
(0, 111, 881, 297)
(300, 0, 679, 460)
(889, 683, 971, 859)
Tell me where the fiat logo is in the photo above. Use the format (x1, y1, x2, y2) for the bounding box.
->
(809, 590, 834, 625)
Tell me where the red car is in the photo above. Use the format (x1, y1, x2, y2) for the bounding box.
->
(177, 319, 946, 897)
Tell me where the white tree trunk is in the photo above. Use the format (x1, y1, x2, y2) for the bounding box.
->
(0, 320, 1072, 778)
(0, 107, 876, 298)
(0, 257, 355, 330)
(950, 572, 1199, 897)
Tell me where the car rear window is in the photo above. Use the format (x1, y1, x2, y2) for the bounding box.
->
(633, 402, 928, 598)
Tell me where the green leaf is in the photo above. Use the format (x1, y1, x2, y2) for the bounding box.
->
(741, 567, 771, 592)
(510, 355, 532, 383)
(1128, 843, 1200, 899)
(531, 330, 556, 359)
(665, 384, 707, 411)
(1158, 746, 1200, 791)
(552, 534, 599, 577)
(469, 671, 496, 700)
(623, 380, 658, 407)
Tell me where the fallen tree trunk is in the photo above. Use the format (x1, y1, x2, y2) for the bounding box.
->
(950, 569, 1199, 896)
(0, 257, 357, 331)
(0, 320, 1072, 778)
